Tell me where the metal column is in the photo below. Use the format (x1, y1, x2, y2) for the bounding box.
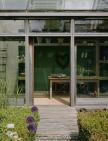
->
(70, 19, 76, 106)
(25, 20, 33, 106)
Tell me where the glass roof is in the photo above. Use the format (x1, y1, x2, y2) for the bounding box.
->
(0, 0, 108, 11)
(0, 0, 28, 10)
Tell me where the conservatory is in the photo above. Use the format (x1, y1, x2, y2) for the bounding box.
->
(0, 0, 108, 106)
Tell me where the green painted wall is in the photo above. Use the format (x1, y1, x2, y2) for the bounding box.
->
(34, 46, 70, 91)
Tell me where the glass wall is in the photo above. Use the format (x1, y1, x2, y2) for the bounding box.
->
(76, 37, 108, 98)
(29, 20, 70, 32)
(0, 16, 107, 106)
(0, 37, 25, 106)
(75, 19, 108, 32)
(0, 0, 108, 11)
(0, 20, 25, 34)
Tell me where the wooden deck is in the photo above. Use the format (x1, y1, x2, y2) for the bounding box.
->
(35, 106, 79, 141)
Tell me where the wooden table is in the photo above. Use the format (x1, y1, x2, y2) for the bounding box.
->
(48, 76, 70, 99)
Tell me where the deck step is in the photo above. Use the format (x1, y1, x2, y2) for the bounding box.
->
(35, 105, 79, 141)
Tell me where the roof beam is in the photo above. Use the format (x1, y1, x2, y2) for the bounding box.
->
(0, 11, 108, 18)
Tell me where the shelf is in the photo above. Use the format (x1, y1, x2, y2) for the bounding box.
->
(99, 43, 108, 46)
(0, 63, 6, 65)
(99, 77, 108, 80)
(9, 94, 25, 98)
(99, 60, 108, 63)
(77, 76, 108, 81)
(0, 56, 7, 58)
(18, 76, 25, 80)
(34, 43, 70, 47)
(77, 43, 108, 47)
(77, 76, 99, 80)
(99, 94, 108, 97)
(18, 60, 25, 63)
(0, 71, 6, 73)
(76, 43, 96, 47)
(0, 49, 7, 51)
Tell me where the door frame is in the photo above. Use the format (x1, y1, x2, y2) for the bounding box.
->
(25, 19, 76, 106)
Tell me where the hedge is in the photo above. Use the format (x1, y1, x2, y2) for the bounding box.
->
(78, 109, 108, 141)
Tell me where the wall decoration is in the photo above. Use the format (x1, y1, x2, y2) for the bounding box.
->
(56, 52, 69, 69)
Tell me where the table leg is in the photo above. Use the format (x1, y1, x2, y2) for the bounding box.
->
(50, 81, 52, 99)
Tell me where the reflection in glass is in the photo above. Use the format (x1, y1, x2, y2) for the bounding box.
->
(29, 20, 70, 32)
(0, 0, 108, 11)
(100, 80, 108, 95)
(75, 19, 108, 32)
(76, 38, 108, 97)
(0, 37, 25, 106)
(28, 0, 108, 11)
(0, 0, 27, 10)
(77, 82, 98, 97)
(0, 20, 25, 33)
(76, 40, 96, 77)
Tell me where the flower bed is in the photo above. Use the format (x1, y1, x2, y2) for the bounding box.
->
(78, 109, 108, 141)
(0, 106, 40, 141)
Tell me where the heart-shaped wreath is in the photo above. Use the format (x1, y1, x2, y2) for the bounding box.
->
(56, 52, 69, 69)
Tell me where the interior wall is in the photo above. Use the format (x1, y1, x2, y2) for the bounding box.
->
(34, 45, 70, 91)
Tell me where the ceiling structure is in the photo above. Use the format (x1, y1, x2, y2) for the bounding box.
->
(0, 0, 108, 11)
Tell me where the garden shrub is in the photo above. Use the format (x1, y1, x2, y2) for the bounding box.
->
(0, 79, 8, 108)
(78, 109, 108, 141)
(0, 107, 40, 141)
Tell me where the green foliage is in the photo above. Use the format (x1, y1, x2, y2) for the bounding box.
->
(78, 109, 108, 141)
(0, 79, 8, 108)
(0, 107, 40, 141)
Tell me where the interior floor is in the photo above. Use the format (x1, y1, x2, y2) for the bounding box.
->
(34, 94, 70, 106)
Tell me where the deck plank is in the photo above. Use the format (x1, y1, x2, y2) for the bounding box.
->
(35, 105, 79, 141)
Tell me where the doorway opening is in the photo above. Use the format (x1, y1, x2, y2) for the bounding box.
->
(31, 37, 70, 105)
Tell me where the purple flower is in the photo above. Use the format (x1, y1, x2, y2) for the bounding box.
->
(31, 106, 38, 113)
(26, 116, 35, 124)
(27, 123, 37, 133)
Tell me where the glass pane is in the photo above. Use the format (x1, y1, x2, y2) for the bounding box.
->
(0, 0, 108, 11)
(0, 37, 25, 106)
(29, 20, 70, 32)
(100, 80, 108, 96)
(28, 0, 108, 10)
(99, 41, 108, 77)
(96, 0, 108, 10)
(76, 37, 108, 98)
(0, 20, 25, 33)
(0, 1, 2, 9)
(75, 19, 108, 32)
(0, 0, 27, 10)
(77, 82, 97, 97)
(76, 39, 96, 77)
(63, 0, 94, 10)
